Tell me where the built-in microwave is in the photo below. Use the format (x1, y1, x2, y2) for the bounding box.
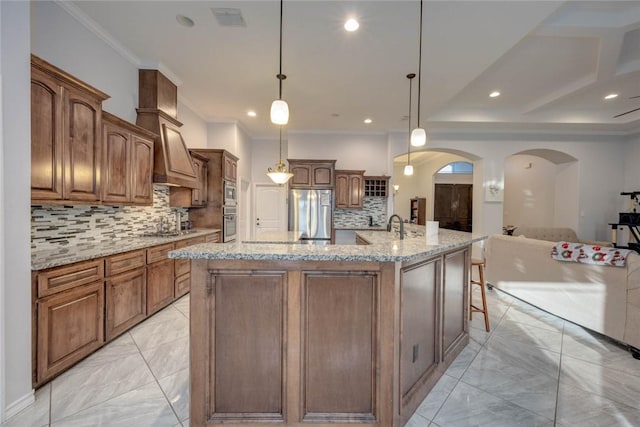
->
(223, 180, 237, 206)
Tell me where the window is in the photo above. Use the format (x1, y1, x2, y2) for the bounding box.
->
(437, 161, 473, 174)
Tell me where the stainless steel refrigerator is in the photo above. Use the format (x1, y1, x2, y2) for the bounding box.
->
(288, 189, 333, 243)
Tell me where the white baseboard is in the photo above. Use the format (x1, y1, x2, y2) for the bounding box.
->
(4, 390, 34, 422)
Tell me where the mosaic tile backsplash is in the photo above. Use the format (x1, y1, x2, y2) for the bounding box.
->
(334, 197, 387, 228)
(31, 185, 188, 250)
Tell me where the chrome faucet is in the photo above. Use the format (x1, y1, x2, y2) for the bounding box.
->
(387, 214, 405, 240)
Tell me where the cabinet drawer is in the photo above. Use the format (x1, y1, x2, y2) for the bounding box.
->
(175, 272, 190, 299)
(175, 236, 205, 249)
(205, 232, 221, 243)
(37, 259, 104, 298)
(175, 259, 191, 277)
(106, 250, 146, 277)
(147, 243, 174, 264)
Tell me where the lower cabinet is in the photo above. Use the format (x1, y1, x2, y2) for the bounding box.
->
(36, 281, 104, 384)
(105, 268, 147, 341)
(147, 258, 175, 315)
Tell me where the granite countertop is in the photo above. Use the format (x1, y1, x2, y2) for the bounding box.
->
(170, 228, 487, 263)
(32, 228, 221, 271)
(242, 230, 304, 244)
(334, 225, 387, 231)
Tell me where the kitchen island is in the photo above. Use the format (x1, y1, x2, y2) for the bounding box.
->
(171, 228, 486, 427)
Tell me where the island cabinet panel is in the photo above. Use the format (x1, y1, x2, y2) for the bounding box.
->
(400, 259, 439, 400)
(302, 273, 377, 422)
(212, 271, 285, 421)
(36, 281, 104, 384)
(442, 248, 468, 361)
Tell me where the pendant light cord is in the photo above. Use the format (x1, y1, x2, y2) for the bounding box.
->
(279, 127, 283, 161)
(278, 0, 284, 99)
(416, 0, 423, 128)
(407, 74, 413, 165)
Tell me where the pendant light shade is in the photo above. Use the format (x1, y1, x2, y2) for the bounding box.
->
(267, 127, 293, 184)
(410, 128, 426, 147)
(270, 99, 289, 125)
(404, 73, 416, 176)
(411, 0, 427, 148)
(271, 0, 289, 125)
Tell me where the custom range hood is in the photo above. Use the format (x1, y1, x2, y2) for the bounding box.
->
(136, 70, 198, 188)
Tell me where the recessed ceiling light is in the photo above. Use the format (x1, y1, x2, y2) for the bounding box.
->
(364, 118, 372, 124)
(604, 93, 618, 100)
(489, 91, 501, 98)
(176, 15, 195, 28)
(344, 18, 359, 32)
(247, 111, 257, 117)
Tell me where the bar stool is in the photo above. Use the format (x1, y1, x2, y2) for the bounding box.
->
(470, 258, 490, 332)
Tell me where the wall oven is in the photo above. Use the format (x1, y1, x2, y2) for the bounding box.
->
(223, 180, 237, 206)
(222, 205, 237, 243)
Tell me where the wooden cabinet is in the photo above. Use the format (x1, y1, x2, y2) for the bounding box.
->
(223, 151, 238, 182)
(364, 176, 390, 197)
(146, 244, 175, 315)
(287, 159, 336, 189)
(33, 259, 105, 385)
(336, 170, 365, 209)
(174, 236, 205, 298)
(442, 247, 468, 362)
(169, 150, 208, 208)
(105, 250, 147, 340)
(102, 112, 155, 205)
(31, 55, 109, 204)
(410, 197, 427, 225)
(205, 231, 221, 243)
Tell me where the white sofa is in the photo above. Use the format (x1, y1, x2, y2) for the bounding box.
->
(485, 233, 640, 353)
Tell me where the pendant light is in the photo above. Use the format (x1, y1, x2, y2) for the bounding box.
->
(270, 0, 289, 125)
(410, 0, 426, 147)
(267, 127, 293, 184)
(404, 73, 415, 176)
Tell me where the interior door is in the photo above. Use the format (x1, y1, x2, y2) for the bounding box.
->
(254, 184, 287, 237)
(434, 184, 473, 231)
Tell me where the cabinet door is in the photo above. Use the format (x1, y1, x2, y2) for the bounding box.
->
(223, 154, 237, 182)
(311, 164, 334, 187)
(174, 273, 191, 299)
(335, 173, 349, 208)
(147, 258, 175, 315)
(106, 268, 146, 340)
(348, 174, 364, 208)
(102, 123, 131, 203)
(290, 164, 312, 187)
(205, 232, 221, 243)
(36, 281, 104, 384)
(131, 134, 154, 205)
(31, 68, 64, 201)
(191, 157, 207, 206)
(442, 248, 468, 361)
(63, 87, 102, 201)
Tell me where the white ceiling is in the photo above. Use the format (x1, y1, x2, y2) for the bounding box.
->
(69, 0, 640, 139)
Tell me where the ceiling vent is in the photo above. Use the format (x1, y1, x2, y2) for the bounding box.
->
(211, 8, 246, 27)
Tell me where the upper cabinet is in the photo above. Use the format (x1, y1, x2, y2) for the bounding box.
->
(169, 150, 209, 208)
(288, 159, 336, 189)
(223, 151, 237, 182)
(335, 170, 365, 209)
(102, 112, 156, 205)
(31, 55, 110, 204)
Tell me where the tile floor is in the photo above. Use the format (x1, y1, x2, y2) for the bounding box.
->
(3, 286, 640, 427)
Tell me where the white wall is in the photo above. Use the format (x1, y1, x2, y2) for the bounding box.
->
(288, 132, 389, 175)
(1, 0, 32, 418)
(252, 138, 281, 184)
(178, 101, 208, 149)
(206, 122, 236, 153)
(554, 161, 579, 231)
(504, 154, 557, 227)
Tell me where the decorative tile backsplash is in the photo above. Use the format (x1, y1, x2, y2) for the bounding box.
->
(31, 185, 188, 250)
(334, 197, 387, 228)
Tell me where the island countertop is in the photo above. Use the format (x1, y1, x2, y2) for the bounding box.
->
(170, 228, 486, 262)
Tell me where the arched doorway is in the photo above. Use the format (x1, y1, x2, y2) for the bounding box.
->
(434, 161, 473, 231)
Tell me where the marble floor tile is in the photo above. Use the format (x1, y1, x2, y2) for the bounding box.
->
(445, 340, 482, 379)
(172, 295, 190, 318)
(182, 419, 190, 427)
(2, 383, 50, 427)
(502, 301, 565, 333)
(461, 338, 560, 420)
(414, 374, 458, 421)
(129, 306, 189, 350)
(158, 368, 190, 421)
(468, 324, 492, 346)
(556, 379, 640, 426)
(488, 317, 563, 353)
(560, 355, 640, 409)
(433, 381, 554, 427)
(51, 339, 155, 421)
(140, 336, 190, 380)
(50, 382, 179, 427)
(405, 413, 430, 427)
(561, 322, 640, 376)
